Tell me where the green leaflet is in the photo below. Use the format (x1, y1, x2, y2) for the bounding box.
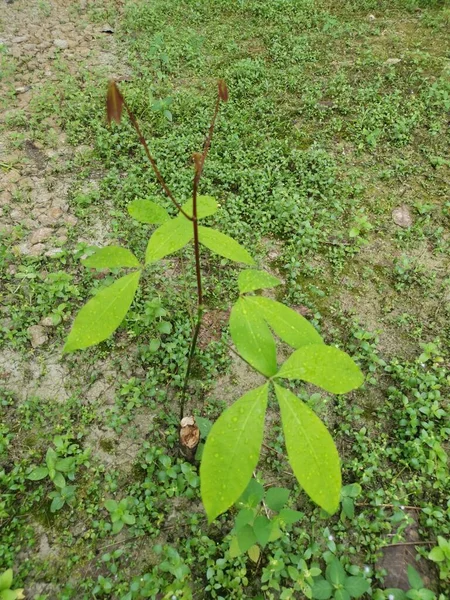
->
(229, 298, 277, 377)
(274, 384, 341, 514)
(128, 198, 170, 224)
(246, 296, 323, 349)
(182, 195, 218, 219)
(63, 271, 141, 352)
(275, 344, 364, 394)
(198, 226, 255, 265)
(82, 246, 140, 269)
(0, 569, 13, 592)
(200, 384, 269, 522)
(238, 269, 281, 293)
(145, 216, 193, 264)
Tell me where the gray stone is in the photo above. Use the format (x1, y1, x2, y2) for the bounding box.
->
(392, 205, 413, 228)
(385, 58, 401, 66)
(28, 325, 48, 348)
(29, 243, 46, 257)
(53, 39, 68, 50)
(30, 227, 52, 244)
(40, 316, 55, 327)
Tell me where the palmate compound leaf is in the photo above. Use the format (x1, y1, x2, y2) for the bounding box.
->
(128, 199, 170, 224)
(246, 296, 323, 349)
(63, 271, 140, 352)
(275, 344, 364, 394)
(229, 297, 277, 377)
(200, 384, 269, 522)
(198, 226, 255, 265)
(182, 195, 218, 219)
(145, 215, 193, 264)
(274, 384, 341, 515)
(82, 246, 140, 269)
(237, 269, 281, 294)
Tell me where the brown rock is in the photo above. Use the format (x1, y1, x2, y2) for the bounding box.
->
(38, 207, 63, 226)
(392, 205, 413, 228)
(3, 169, 21, 184)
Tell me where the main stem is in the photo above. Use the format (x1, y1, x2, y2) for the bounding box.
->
(179, 89, 223, 419)
(179, 169, 204, 420)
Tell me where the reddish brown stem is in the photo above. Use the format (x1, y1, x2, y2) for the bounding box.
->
(120, 94, 192, 220)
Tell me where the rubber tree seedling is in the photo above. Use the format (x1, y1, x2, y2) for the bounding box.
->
(63, 80, 364, 522)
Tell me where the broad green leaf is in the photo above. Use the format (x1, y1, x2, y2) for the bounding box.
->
(50, 496, 65, 513)
(342, 483, 362, 498)
(1, 590, 20, 600)
(275, 384, 341, 514)
(182, 196, 218, 219)
(384, 590, 406, 600)
(64, 271, 140, 352)
(27, 467, 49, 481)
(341, 496, 355, 519)
(82, 246, 140, 269)
(145, 216, 192, 264)
(52, 472, 66, 488)
(55, 457, 75, 473)
(247, 296, 323, 349)
(237, 524, 258, 554)
(235, 508, 255, 531)
(239, 478, 265, 508)
(265, 487, 290, 512)
(238, 269, 281, 294)
(268, 524, 282, 542)
(428, 547, 444, 562)
(196, 417, 213, 439)
(335, 590, 350, 600)
(46, 447, 57, 469)
(112, 520, 124, 534)
(104, 499, 118, 512)
(278, 507, 303, 525)
(275, 344, 364, 394)
(248, 545, 260, 563)
(0, 569, 13, 592)
(407, 565, 423, 590)
(229, 298, 277, 377)
(122, 513, 136, 525)
(229, 536, 242, 558)
(200, 384, 269, 522)
(326, 558, 346, 586)
(128, 199, 170, 224)
(311, 579, 333, 600)
(345, 576, 370, 598)
(198, 226, 255, 265)
(253, 515, 272, 547)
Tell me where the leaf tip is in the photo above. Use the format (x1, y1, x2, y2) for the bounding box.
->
(218, 79, 229, 102)
(106, 80, 124, 125)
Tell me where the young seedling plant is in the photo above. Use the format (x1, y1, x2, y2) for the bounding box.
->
(63, 80, 364, 523)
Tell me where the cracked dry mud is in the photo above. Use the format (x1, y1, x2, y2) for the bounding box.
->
(0, 0, 129, 396)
